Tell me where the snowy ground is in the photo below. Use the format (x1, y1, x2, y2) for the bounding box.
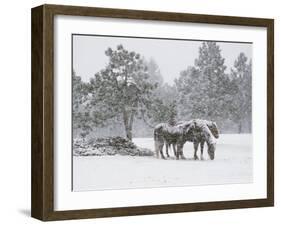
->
(73, 134, 252, 191)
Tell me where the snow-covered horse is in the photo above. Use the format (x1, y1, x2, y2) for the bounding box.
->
(173, 119, 218, 160)
(154, 121, 195, 160)
(154, 119, 218, 160)
(189, 119, 218, 160)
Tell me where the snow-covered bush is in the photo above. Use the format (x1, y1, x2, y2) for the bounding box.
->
(73, 136, 154, 157)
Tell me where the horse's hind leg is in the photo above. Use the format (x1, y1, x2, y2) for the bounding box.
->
(159, 143, 165, 159)
(155, 141, 159, 158)
(193, 142, 199, 160)
(172, 144, 177, 157)
(165, 143, 170, 158)
(200, 141, 205, 160)
(177, 144, 186, 160)
(155, 139, 165, 159)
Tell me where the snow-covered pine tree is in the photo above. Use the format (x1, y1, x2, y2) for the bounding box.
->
(139, 58, 179, 127)
(145, 58, 163, 87)
(175, 41, 239, 132)
(194, 42, 232, 122)
(72, 71, 92, 139)
(168, 102, 177, 126)
(87, 44, 156, 140)
(230, 53, 252, 133)
(175, 66, 201, 119)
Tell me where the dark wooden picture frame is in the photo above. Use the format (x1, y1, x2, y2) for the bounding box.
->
(31, 4, 274, 221)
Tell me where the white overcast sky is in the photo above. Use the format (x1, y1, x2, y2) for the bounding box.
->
(73, 35, 252, 85)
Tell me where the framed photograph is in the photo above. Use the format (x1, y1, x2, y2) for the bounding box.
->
(31, 4, 274, 221)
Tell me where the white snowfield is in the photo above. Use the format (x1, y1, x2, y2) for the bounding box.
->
(73, 134, 252, 191)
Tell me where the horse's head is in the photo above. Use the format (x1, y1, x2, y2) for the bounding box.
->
(204, 122, 217, 160)
(208, 121, 219, 139)
(207, 142, 216, 160)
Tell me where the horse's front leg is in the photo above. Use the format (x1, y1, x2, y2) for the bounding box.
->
(177, 143, 186, 160)
(175, 143, 180, 160)
(193, 141, 199, 160)
(200, 141, 205, 160)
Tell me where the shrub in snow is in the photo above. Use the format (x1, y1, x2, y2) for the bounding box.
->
(73, 136, 154, 157)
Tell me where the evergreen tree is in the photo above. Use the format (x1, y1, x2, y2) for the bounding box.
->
(167, 102, 177, 126)
(145, 58, 163, 87)
(87, 45, 156, 140)
(72, 71, 92, 139)
(175, 66, 201, 119)
(146, 83, 178, 125)
(230, 53, 252, 133)
(175, 41, 247, 132)
(194, 42, 232, 121)
(176, 42, 233, 128)
(142, 58, 178, 127)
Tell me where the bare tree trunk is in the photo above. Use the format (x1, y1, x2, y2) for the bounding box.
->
(122, 108, 134, 141)
(238, 121, 242, 133)
(248, 114, 252, 133)
(125, 124, 132, 140)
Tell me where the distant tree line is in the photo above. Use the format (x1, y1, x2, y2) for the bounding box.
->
(73, 42, 252, 140)
(175, 42, 252, 133)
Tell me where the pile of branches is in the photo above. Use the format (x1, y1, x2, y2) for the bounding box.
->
(73, 136, 154, 157)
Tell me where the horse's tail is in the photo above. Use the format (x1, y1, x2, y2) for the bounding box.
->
(166, 142, 171, 149)
(154, 140, 159, 158)
(154, 128, 160, 158)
